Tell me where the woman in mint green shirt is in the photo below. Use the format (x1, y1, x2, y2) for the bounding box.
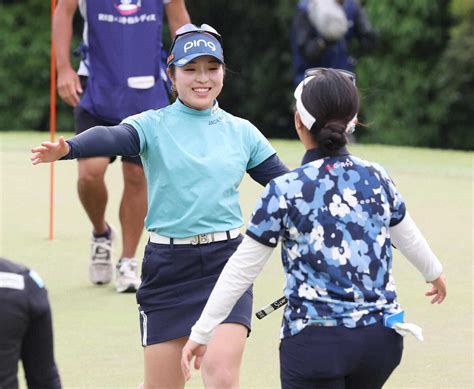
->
(31, 24, 288, 388)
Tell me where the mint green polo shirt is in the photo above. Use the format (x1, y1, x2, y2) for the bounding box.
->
(123, 99, 275, 238)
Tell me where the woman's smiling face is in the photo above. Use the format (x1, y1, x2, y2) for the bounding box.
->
(171, 55, 224, 110)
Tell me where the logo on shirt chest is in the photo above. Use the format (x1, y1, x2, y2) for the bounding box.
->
(325, 158, 354, 171)
(209, 116, 223, 125)
(115, 0, 141, 16)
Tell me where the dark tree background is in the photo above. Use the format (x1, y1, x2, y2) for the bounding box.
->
(182, 1, 296, 140)
(0, 0, 472, 150)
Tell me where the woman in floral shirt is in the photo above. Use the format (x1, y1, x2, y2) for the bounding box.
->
(182, 68, 447, 388)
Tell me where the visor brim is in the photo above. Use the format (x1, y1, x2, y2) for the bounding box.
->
(169, 53, 225, 68)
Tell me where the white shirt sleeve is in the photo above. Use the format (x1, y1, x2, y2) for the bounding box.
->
(389, 212, 443, 282)
(189, 235, 274, 345)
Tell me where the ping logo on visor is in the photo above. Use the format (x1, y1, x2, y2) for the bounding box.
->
(167, 23, 224, 67)
(183, 39, 217, 53)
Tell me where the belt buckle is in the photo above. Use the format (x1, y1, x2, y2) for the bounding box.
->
(190, 233, 213, 245)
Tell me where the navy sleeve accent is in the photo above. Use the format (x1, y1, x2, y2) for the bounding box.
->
(247, 154, 289, 186)
(61, 123, 140, 160)
(389, 202, 406, 227)
(245, 230, 279, 248)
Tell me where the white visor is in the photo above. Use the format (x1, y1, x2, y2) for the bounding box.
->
(294, 76, 317, 130)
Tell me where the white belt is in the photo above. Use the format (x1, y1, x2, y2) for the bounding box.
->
(149, 228, 241, 245)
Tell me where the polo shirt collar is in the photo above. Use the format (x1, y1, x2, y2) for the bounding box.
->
(175, 98, 219, 116)
(301, 146, 350, 165)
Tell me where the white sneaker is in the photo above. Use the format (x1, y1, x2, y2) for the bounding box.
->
(115, 257, 140, 293)
(89, 226, 115, 285)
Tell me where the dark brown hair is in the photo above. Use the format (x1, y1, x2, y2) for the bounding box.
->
(301, 69, 359, 156)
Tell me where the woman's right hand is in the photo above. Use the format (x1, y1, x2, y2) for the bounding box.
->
(31, 136, 70, 165)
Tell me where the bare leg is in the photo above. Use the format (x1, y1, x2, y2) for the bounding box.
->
(77, 157, 110, 234)
(120, 162, 147, 258)
(144, 337, 188, 389)
(201, 323, 247, 389)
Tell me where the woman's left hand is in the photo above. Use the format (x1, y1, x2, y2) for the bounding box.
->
(425, 273, 447, 304)
(181, 339, 207, 381)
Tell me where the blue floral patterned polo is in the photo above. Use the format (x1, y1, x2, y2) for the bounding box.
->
(246, 150, 406, 338)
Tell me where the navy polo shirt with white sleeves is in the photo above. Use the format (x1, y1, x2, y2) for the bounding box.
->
(246, 153, 406, 339)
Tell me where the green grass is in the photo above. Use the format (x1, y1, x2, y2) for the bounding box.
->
(1, 132, 473, 388)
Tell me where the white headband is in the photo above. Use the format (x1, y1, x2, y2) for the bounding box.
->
(294, 76, 358, 134)
(294, 76, 317, 130)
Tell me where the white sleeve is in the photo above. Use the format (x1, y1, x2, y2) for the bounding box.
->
(189, 235, 274, 345)
(389, 212, 443, 282)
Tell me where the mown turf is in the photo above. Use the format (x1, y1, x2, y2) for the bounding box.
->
(1, 132, 472, 388)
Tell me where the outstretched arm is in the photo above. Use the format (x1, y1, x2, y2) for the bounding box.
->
(31, 123, 141, 164)
(390, 212, 447, 304)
